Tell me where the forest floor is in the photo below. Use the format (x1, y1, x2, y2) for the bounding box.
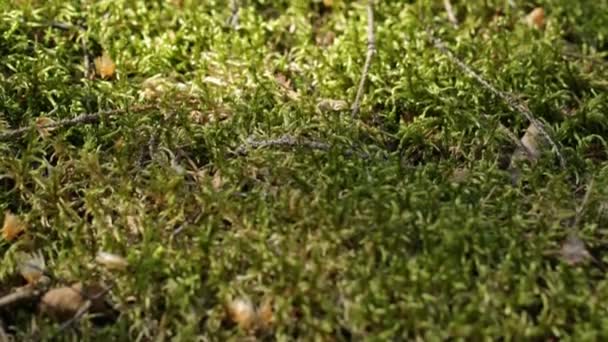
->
(1, 0, 608, 340)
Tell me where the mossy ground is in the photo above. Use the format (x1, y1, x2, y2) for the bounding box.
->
(1, 0, 608, 340)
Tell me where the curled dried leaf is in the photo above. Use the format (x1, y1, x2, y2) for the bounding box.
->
(94, 52, 116, 79)
(40, 284, 86, 321)
(95, 251, 128, 270)
(2, 212, 26, 241)
(226, 297, 256, 330)
(40, 283, 110, 321)
(525, 7, 545, 29)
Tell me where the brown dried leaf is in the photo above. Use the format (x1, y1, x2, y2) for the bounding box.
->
(226, 297, 256, 331)
(2, 212, 26, 241)
(560, 234, 592, 266)
(525, 7, 545, 29)
(40, 284, 86, 321)
(40, 283, 109, 321)
(94, 52, 116, 79)
(256, 298, 274, 330)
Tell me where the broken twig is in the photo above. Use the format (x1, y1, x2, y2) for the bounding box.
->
(427, 30, 566, 168)
(351, 1, 376, 118)
(227, 0, 239, 28)
(0, 104, 156, 142)
(0, 287, 39, 308)
(443, 0, 459, 27)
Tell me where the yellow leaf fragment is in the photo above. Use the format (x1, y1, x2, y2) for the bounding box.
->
(94, 52, 116, 79)
(95, 251, 129, 270)
(525, 7, 545, 29)
(2, 212, 26, 241)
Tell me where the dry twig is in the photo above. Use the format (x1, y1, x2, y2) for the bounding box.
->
(427, 30, 566, 168)
(351, 1, 376, 118)
(0, 287, 39, 308)
(0, 104, 156, 142)
(227, 0, 239, 28)
(443, 0, 459, 27)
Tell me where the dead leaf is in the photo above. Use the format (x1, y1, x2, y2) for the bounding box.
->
(212, 170, 224, 191)
(40, 283, 109, 321)
(322, 0, 333, 7)
(95, 251, 128, 271)
(94, 52, 116, 79)
(2, 212, 26, 241)
(226, 297, 256, 331)
(525, 7, 545, 29)
(560, 234, 592, 266)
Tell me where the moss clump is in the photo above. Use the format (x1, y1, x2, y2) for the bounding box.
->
(1, 0, 608, 340)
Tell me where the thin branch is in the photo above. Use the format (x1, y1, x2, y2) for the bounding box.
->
(235, 135, 330, 155)
(351, 1, 376, 118)
(443, 0, 459, 27)
(0, 319, 8, 342)
(427, 30, 566, 168)
(0, 287, 39, 308)
(0, 104, 156, 142)
(573, 177, 595, 230)
(227, 0, 239, 28)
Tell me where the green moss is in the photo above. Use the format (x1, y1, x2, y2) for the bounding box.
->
(1, 0, 608, 340)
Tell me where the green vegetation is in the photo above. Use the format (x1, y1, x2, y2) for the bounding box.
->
(1, 0, 608, 340)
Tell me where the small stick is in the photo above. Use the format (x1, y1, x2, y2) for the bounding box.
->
(427, 30, 566, 168)
(228, 0, 239, 28)
(0, 319, 8, 342)
(0, 104, 156, 142)
(0, 287, 39, 308)
(443, 0, 459, 27)
(573, 178, 595, 230)
(351, 1, 376, 118)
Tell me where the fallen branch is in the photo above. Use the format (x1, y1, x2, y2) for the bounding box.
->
(0, 287, 39, 308)
(427, 30, 566, 168)
(227, 0, 239, 28)
(0, 104, 156, 142)
(443, 0, 459, 27)
(351, 1, 376, 118)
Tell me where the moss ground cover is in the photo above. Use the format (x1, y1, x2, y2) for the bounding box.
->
(1, 0, 608, 340)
